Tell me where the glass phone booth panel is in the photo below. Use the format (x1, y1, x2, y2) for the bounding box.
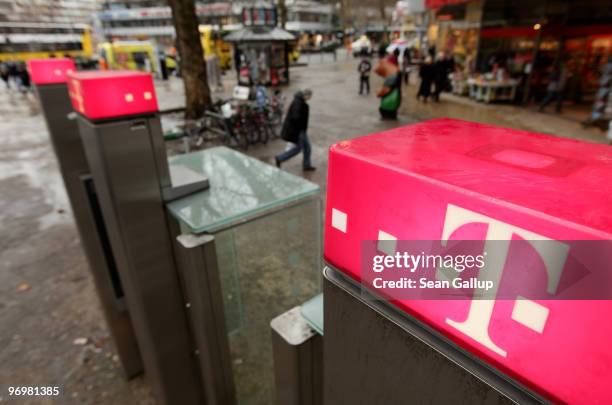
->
(167, 147, 321, 405)
(215, 199, 320, 403)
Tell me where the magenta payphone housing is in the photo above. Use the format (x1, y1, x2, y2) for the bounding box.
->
(28, 59, 143, 378)
(67, 70, 158, 120)
(324, 118, 612, 404)
(27, 58, 76, 85)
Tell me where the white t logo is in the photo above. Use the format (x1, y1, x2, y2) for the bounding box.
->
(441, 204, 569, 357)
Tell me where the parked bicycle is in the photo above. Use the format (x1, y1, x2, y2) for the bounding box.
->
(163, 88, 285, 152)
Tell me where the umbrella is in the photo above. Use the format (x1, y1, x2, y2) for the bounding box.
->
(386, 38, 417, 54)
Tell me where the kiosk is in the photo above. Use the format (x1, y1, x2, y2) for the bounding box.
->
(225, 6, 295, 86)
(28, 59, 142, 378)
(323, 119, 612, 405)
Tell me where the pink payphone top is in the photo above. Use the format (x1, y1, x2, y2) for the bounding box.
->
(66, 70, 158, 120)
(27, 58, 76, 85)
(324, 118, 612, 404)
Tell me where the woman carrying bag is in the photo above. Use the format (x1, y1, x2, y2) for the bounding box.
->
(376, 58, 402, 120)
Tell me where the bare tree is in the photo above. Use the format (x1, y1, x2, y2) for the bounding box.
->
(167, 0, 212, 118)
(378, 0, 386, 21)
(340, 0, 353, 29)
(278, 0, 287, 28)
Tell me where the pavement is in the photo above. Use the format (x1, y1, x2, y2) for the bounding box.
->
(0, 51, 607, 404)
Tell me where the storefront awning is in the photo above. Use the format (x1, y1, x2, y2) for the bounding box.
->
(425, 0, 469, 9)
(224, 27, 295, 42)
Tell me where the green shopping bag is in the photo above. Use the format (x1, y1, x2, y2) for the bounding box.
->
(380, 88, 400, 111)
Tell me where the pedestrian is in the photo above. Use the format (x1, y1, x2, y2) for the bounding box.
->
(254, 81, 268, 111)
(275, 89, 316, 172)
(8, 62, 18, 88)
(433, 52, 447, 102)
(357, 56, 372, 95)
(539, 58, 568, 113)
(388, 48, 400, 68)
(0, 62, 9, 89)
(402, 48, 412, 85)
(583, 56, 611, 128)
(378, 42, 388, 59)
(206, 53, 223, 91)
(417, 56, 435, 102)
(16, 63, 30, 93)
(159, 50, 168, 80)
(376, 58, 401, 120)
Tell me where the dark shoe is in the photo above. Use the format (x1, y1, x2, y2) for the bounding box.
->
(303, 166, 316, 172)
(275, 157, 281, 168)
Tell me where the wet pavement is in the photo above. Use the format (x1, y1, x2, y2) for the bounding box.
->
(0, 51, 607, 404)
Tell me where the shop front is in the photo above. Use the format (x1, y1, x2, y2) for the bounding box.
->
(427, 0, 481, 70)
(478, 25, 612, 104)
(426, 0, 612, 114)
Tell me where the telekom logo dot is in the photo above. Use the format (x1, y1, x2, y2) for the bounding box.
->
(441, 204, 569, 357)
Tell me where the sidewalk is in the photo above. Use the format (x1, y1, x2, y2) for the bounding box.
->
(399, 80, 607, 144)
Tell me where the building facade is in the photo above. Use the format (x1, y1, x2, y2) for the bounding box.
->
(97, 0, 339, 44)
(97, 1, 241, 43)
(0, 0, 99, 24)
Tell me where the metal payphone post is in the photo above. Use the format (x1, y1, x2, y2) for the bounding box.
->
(66, 70, 205, 404)
(29, 59, 142, 378)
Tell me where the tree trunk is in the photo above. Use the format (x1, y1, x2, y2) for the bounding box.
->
(340, 0, 353, 29)
(378, 0, 386, 21)
(167, 0, 211, 118)
(278, 0, 287, 29)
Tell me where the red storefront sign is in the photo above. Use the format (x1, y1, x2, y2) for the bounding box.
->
(480, 24, 612, 39)
(426, 0, 470, 9)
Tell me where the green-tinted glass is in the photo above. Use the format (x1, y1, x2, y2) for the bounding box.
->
(167, 146, 319, 234)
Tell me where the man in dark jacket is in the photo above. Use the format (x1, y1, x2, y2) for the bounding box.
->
(357, 56, 372, 95)
(275, 89, 315, 171)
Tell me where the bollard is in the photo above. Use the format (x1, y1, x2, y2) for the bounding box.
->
(271, 301, 323, 405)
(323, 118, 612, 405)
(28, 59, 143, 378)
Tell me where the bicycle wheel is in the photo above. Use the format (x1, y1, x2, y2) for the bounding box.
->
(259, 122, 270, 144)
(246, 125, 260, 145)
(231, 122, 250, 150)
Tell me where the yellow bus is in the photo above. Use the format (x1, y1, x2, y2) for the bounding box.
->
(98, 41, 157, 72)
(98, 28, 231, 73)
(0, 22, 93, 62)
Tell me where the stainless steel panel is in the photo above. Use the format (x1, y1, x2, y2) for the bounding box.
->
(172, 227, 237, 405)
(76, 114, 202, 405)
(35, 83, 142, 378)
(323, 267, 538, 405)
(271, 306, 323, 405)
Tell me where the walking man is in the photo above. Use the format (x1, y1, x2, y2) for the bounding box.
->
(275, 89, 316, 171)
(358, 56, 372, 95)
(539, 58, 568, 113)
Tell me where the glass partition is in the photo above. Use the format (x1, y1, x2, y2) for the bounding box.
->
(167, 147, 322, 405)
(214, 198, 321, 404)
